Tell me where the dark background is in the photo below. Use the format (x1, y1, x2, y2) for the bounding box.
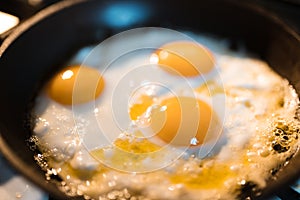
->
(1, 0, 300, 33)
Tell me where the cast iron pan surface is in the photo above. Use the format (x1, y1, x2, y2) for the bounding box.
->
(0, 0, 299, 199)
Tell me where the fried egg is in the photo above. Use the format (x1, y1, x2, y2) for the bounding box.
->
(31, 28, 300, 200)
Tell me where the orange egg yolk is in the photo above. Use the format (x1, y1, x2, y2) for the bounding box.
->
(151, 41, 215, 77)
(130, 96, 216, 147)
(129, 95, 154, 120)
(154, 96, 213, 146)
(47, 65, 105, 105)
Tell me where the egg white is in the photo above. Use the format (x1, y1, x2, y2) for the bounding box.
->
(32, 28, 300, 200)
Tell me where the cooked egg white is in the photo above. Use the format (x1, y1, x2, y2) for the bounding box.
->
(32, 28, 300, 200)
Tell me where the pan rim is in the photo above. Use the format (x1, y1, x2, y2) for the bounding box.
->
(0, 0, 86, 56)
(0, 0, 299, 58)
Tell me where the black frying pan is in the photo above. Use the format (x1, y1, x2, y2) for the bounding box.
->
(0, 0, 299, 199)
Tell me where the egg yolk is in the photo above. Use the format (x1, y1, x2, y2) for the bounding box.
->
(151, 41, 215, 77)
(129, 95, 154, 120)
(153, 96, 214, 146)
(171, 163, 234, 189)
(130, 95, 217, 147)
(91, 137, 164, 172)
(47, 65, 105, 105)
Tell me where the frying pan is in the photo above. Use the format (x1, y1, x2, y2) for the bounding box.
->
(0, 0, 299, 199)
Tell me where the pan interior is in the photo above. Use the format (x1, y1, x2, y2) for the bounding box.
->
(0, 0, 299, 199)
